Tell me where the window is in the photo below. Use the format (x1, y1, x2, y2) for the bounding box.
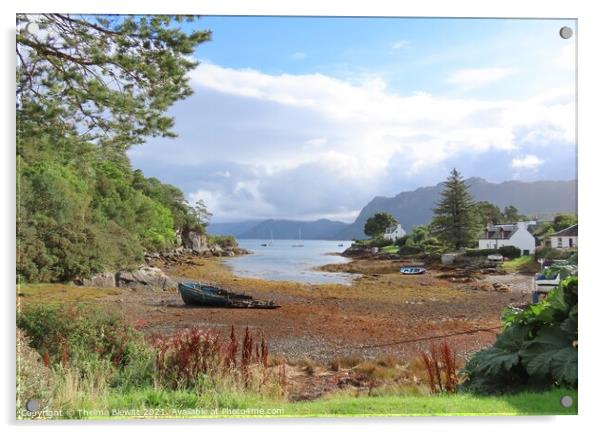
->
(569, 238, 573, 248)
(557, 237, 563, 248)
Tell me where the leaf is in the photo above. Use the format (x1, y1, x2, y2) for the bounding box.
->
(519, 326, 577, 385)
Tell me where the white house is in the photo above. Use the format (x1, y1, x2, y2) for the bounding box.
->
(383, 224, 406, 241)
(478, 221, 536, 255)
(548, 224, 578, 249)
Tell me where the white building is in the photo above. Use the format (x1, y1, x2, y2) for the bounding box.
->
(478, 221, 536, 255)
(548, 224, 578, 249)
(383, 224, 406, 241)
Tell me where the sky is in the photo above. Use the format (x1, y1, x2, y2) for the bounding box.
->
(128, 17, 576, 223)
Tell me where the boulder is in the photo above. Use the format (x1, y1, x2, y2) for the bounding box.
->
(116, 266, 176, 291)
(80, 272, 116, 288)
(181, 230, 209, 253)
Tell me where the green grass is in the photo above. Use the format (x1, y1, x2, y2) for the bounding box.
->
(381, 245, 400, 254)
(57, 388, 577, 419)
(280, 388, 577, 417)
(502, 255, 538, 273)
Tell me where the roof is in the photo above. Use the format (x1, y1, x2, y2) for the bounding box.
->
(480, 226, 517, 240)
(550, 224, 578, 237)
(384, 224, 401, 234)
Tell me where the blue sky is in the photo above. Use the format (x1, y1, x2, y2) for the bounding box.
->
(129, 17, 576, 222)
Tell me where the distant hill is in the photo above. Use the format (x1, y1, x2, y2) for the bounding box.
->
(208, 178, 577, 241)
(208, 219, 349, 240)
(335, 178, 577, 240)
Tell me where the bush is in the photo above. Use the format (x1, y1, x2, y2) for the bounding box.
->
(499, 245, 522, 259)
(464, 248, 499, 257)
(461, 276, 577, 395)
(536, 246, 575, 261)
(207, 235, 238, 249)
(17, 329, 55, 412)
(398, 245, 422, 256)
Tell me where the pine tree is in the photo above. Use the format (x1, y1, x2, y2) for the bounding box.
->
(431, 169, 480, 250)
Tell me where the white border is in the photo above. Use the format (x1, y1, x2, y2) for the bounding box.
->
(3, 1, 602, 433)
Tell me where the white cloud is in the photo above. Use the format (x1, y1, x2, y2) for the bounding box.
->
(291, 51, 307, 60)
(391, 40, 409, 50)
(447, 67, 516, 90)
(139, 63, 574, 221)
(305, 137, 328, 147)
(511, 154, 544, 170)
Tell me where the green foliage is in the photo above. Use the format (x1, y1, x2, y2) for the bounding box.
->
(16, 15, 212, 283)
(402, 225, 446, 255)
(498, 245, 522, 259)
(462, 277, 578, 394)
(431, 169, 480, 249)
(364, 212, 398, 238)
(502, 205, 526, 223)
(553, 214, 577, 232)
(474, 201, 504, 226)
(17, 304, 155, 390)
(207, 235, 239, 249)
(464, 248, 499, 257)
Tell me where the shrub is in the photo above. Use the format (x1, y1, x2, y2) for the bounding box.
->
(499, 245, 521, 259)
(207, 235, 238, 249)
(398, 245, 422, 256)
(461, 276, 578, 395)
(17, 329, 55, 413)
(464, 248, 499, 257)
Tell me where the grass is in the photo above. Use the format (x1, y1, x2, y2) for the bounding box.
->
(381, 245, 400, 254)
(280, 388, 578, 417)
(36, 388, 577, 419)
(502, 255, 538, 273)
(17, 283, 121, 307)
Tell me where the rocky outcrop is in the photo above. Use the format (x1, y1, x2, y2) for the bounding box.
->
(181, 229, 209, 253)
(116, 266, 176, 291)
(79, 272, 116, 288)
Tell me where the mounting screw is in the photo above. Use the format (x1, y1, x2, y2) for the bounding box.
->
(560, 395, 573, 408)
(559, 26, 573, 40)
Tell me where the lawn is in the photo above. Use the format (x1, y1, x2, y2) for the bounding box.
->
(502, 255, 538, 273)
(280, 388, 577, 416)
(381, 245, 399, 254)
(69, 388, 577, 419)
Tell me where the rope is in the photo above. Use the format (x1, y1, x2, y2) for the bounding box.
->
(351, 326, 502, 350)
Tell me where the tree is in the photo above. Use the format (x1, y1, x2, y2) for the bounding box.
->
(502, 205, 526, 223)
(193, 199, 213, 227)
(553, 214, 577, 232)
(17, 14, 211, 152)
(364, 212, 398, 238)
(16, 15, 211, 282)
(431, 169, 480, 250)
(474, 201, 504, 227)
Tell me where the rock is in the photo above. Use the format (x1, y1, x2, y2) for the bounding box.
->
(116, 266, 176, 291)
(181, 229, 209, 253)
(80, 272, 116, 288)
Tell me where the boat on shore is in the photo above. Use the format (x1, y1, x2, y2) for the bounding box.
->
(400, 266, 426, 275)
(178, 282, 279, 309)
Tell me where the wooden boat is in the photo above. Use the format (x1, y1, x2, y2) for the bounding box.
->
(178, 282, 279, 309)
(400, 267, 426, 275)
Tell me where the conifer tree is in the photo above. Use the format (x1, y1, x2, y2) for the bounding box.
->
(431, 169, 480, 249)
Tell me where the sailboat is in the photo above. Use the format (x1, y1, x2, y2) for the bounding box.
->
(292, 228, 304, 247)
(261, 230, 273, 247)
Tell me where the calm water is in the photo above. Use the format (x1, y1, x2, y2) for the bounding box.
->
(222, 239, 355, 285)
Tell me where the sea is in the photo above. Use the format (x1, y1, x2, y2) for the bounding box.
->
(222, 239, 355, 285)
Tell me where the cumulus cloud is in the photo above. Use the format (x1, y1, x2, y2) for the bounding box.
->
(511, 154, 544, 170)
(131, 62, 575, 222)
(447, 67, 516, 90)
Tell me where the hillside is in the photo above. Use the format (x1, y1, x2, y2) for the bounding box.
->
(335, 178, 577, 239)
(208, 219, 349, 240)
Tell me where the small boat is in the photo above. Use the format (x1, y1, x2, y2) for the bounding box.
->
(338, 243, 344, 247)
(400, 267, 426, 275)
(178, 282, 279, 309)
(292, 228, 304, 247)
(261, 230, 273, 247)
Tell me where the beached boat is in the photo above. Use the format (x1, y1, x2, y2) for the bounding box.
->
(400, 267, 426, 275)
(178, 282, 279, 309)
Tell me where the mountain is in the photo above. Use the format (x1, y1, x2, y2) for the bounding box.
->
(335, 178, 577, 240)
(208, 219, 350, 240)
